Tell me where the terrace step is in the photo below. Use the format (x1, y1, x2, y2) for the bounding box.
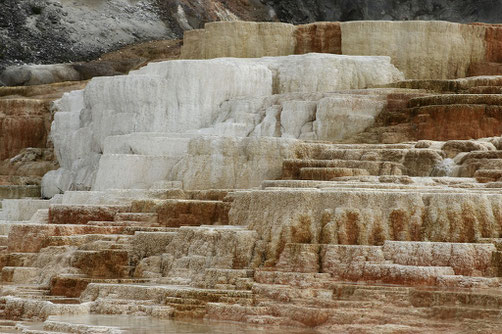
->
(282, 159, 403, 179)
(410, 289, 502, 308)
(48, 205, 130, 225)
(114, 212, 158, 224)
(429, 305, 502, 320)
(436, 275, 502, 289)
(86, 220, 154, 227)
(474, 168, 502, 183)
(1, 267, 40, 284)
(467, 86, 502, 94)
(299, 167, 370, 180)
(0, 236, 8, 247)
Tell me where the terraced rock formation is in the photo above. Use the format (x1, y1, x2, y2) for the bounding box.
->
(182, 21, 502, 79)
(3, 20, 502, 333)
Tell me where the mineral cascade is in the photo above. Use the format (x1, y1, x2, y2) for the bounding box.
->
(2, 20, 502, 333)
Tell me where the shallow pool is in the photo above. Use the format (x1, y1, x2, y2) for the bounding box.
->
(38, 314, 319, 334)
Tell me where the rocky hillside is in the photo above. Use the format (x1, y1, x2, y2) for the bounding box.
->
(0, 0, 274, 73)
(2, 0, 502, 74)
(266, 0, 502, 24)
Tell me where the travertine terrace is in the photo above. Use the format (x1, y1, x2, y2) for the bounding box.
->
(3, 20, 502, 333)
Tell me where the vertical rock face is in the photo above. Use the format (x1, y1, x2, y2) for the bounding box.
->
(409, 95, 502, 141)
(181, 21, 297, 59)
(469, 24, 502, 76)
(0, 99, 51, 161)
(340, 21, 486, 79)
(181, 20, 502, 80)
(46, 58, 274, 193)
(181, 21, 343, 59)
(209, 91, 388, 142)
(484, 25, 502, 63)
(91, 59, 273, 135)
(253, 54, 402, 93)
(169, 137, 299, 190)
(294, 22, 341, 54)
(0, 82, 86, 187)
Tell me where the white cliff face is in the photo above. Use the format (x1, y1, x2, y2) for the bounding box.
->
(85, 60, 273, 150)
(42, 54, 403, 196)
(170, 136, 300, 190)
(197, 92, 387, 141)
(251, 54, 403, 93)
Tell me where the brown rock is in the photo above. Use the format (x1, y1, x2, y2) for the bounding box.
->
(48, 205, 130, 225)
(0, 99, 51, 160)
(0, 81, 85, 186)
(467, 62, 502, 76)
(50, 275, 90, 298)
(294, 22, 341, 55)
(0, 81, 86, 99)
(409, 95, 502, 141)
(100, 39, 182, 64)
(441, 140, 494, 158)
(0, 148, 58, 186)
(71, 249, 129, 278)
(484, 24, 502, 63)
(7, 224, 126, 252)
(402, 149, 443, 176)
(413, 104, 502, 141)
(131, 199, 230, 227)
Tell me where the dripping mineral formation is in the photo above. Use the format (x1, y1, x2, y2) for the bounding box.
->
(3, 21, 502, 333)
